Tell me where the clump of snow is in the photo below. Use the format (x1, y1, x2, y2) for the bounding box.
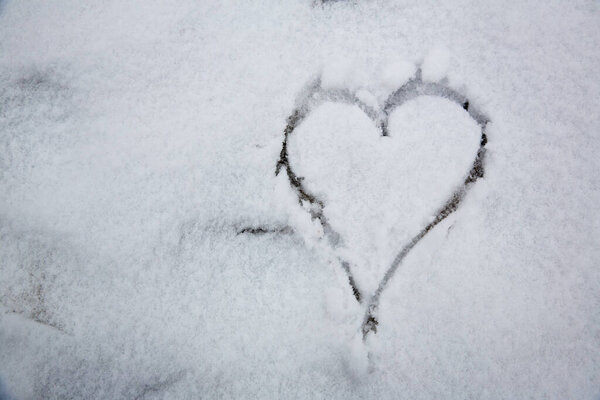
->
(421, 45, 451, 82)
(377, 60, 417, 92)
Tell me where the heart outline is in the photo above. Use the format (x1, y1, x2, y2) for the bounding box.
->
(276, 67, 489, 338)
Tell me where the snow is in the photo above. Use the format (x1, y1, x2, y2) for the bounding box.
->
(1, 0, 600, 399)
(288, 97, 480, 296)
(346, 331, 370, 378)
(421, 45, 451, 82)
(378, 60, 417, 93)
(321, 58, 359, 90)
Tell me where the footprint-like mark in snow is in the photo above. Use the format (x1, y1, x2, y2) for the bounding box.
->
(276, 67, 489, 338)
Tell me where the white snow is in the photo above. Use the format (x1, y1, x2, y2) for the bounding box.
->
(377, 60, 417, 93)
(1, 0, 599, 399)
(346, 331, 370, 378)
(421, 45, 451, 82)
(288, 98, 480, 295)
(321, 57, 371, 91)
(355, 88, 379, 110)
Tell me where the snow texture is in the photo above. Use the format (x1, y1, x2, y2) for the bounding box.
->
(288, 97, 480, 296)
(1, 0, 600, 399)
(421, 45, 451, 82)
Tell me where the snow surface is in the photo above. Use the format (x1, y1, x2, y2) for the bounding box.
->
(421, 45, 451, 82)
(1, 0, 600, 399)
(288, 98, 481, 296)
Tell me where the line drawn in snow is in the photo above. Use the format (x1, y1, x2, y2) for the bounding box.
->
(133, 370, 187, 400)
(236, 225, 294, 236)
(275, 67, 489, 339)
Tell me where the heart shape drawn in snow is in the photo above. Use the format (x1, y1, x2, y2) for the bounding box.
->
(276, 68, 489, 338)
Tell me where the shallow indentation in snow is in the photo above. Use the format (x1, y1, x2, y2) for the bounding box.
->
(276, 69, 489, 338)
